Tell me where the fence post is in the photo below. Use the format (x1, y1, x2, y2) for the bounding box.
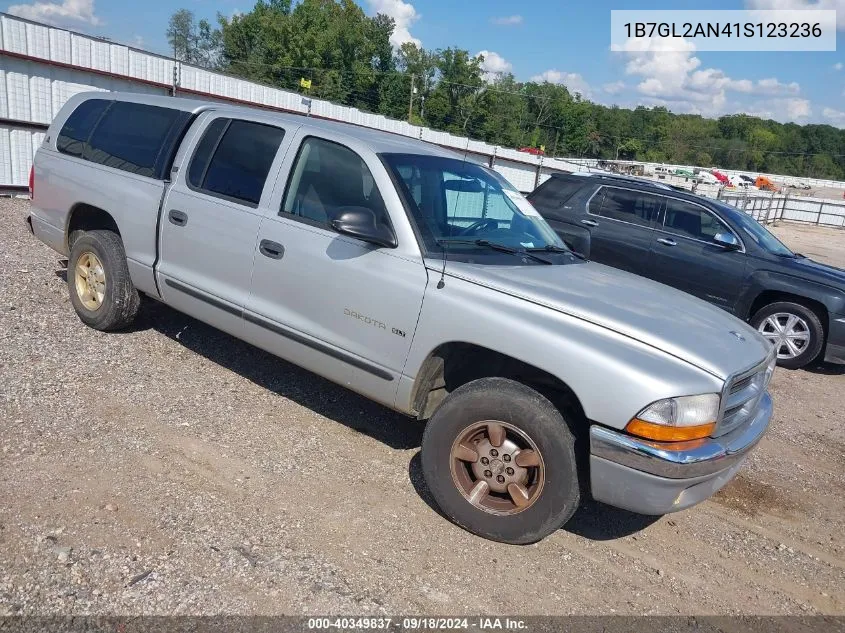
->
(816, 201, 824, 226)
(534, 156, 543, 190)
(764, 194, 774, 224)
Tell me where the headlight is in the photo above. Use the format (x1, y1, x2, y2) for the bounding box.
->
(625, 393, 720, 442)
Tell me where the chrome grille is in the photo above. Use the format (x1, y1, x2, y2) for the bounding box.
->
(729, 375, 753, 395)
(716, 354, 775, 437)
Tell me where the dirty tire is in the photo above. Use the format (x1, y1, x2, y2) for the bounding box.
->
(750, 301, 824, 370)
(68, 230, 140, 331)
(421, 377, 580, 544)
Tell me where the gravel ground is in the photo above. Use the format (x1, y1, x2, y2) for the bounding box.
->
(1, 198, 844, 616)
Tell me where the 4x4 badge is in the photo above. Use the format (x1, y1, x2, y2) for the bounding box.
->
(730, 331, 746, 342)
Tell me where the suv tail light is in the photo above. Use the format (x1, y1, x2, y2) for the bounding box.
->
(28, 165, 34, 200)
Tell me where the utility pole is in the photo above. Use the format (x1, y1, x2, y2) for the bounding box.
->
(408, 74, 415, 122)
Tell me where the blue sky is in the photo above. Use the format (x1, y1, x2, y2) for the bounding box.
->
(3, 0, 844, 126)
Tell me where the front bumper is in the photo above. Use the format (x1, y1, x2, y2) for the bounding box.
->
(589, 391, 772, 515)
(824, 314, 845, 365)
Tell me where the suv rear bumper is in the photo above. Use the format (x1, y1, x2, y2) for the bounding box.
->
(588, 392, 772, 515)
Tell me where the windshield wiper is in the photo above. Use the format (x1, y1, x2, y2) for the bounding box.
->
(436, 238, 552, 264)
(526, 244, 585, 260)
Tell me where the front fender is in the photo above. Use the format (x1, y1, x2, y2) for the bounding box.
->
(398, 273, 724, 430)
(739, 270, 845, 320)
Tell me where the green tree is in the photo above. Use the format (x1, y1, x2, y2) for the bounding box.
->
(166, 0, 845, 180)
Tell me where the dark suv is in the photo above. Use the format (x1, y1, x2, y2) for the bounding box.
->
(528, 173, 845, 369)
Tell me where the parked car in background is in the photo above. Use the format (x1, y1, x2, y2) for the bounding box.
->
(27, 93, 776, 544)
(729, 174, 757, 189)
(694, 171, 719, 184)
(528, 173, 845, 369)
(755, 176, 779, 192)
(711, 170, 730, 185)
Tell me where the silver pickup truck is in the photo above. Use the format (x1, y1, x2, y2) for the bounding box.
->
(27, 92, 775, 544)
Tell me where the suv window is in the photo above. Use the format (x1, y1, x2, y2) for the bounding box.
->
(663, 198, 725, 242)
(85, 102, 185, 178)
(189, 119, 285, 206)
(591, 186, 662, 228)
(56, 99, 109, 158)
(281, 137, 388, 227)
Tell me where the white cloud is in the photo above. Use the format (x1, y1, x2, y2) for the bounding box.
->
(603, 81, 626, 95)
(7, 0, 102, 27)
(617, 37, 807, 121)
(132, 35, 144, 48)
(531, 69, 592, 98)
(822, 106, 845, 126)
(368, 0, 421, 48)
(834, 62, 844, 70)
(786, 98, 812, 118)
(476, 51, 512, 82)
(756, 77, 801, 94)
(745, 0, 845, 30)
(491, 15, 523, 26)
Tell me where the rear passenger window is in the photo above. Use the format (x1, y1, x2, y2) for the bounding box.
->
(663, 199, 724, 242)
(56, 99, 109, 158)
(85, 102, 185, 178)
(189, 119, 285, 206)
(592, 187, 661, 228)
(187, 118, 229, 188)
(528, 176, 584, 209)
(281, 137, 388, 227)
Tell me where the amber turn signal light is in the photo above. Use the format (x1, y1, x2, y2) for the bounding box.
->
(625, 419, 716, 442)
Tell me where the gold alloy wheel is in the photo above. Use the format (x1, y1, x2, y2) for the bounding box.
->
(449, 420, 546, 515)
(74, 252, 106, 311)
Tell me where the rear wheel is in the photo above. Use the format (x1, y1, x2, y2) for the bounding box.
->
(421, 377, 580, 544)
(751, 301, 824, 369)
(68, 230, 140, 331)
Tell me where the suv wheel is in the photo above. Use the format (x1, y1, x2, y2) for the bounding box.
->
(68, 230, 140, 331)
(751, 301, 824, 369)
(421, 377, 580, 544)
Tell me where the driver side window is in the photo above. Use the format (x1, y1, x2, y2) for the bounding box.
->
(281, 137, 388, 228)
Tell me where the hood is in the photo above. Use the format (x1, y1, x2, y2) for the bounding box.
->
(778, 255, 845, 289)
(440, 260, 771, 380)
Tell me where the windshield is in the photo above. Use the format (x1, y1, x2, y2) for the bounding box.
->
(715, 202, 794, 257)
(382, 153, 566, 261)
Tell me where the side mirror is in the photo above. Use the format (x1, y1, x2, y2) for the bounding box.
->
(714, 232, 740, 250)
(330, 206, 398, 248)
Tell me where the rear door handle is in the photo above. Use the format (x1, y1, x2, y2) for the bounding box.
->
(581, 219, 599, 227)
(259, 239, 285, 260)
(657, 237, 677, 247)
(168, 209, 188, 227)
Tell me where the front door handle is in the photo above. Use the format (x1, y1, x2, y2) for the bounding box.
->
(657, 237, 677, 247)
(259, 239, 285, 260)
(168, 209, 188, 227)
(581, 219, 599, 227)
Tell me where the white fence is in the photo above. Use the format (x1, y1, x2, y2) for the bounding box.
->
(566, 157, 845, 193)
(718, 190, 845, 228)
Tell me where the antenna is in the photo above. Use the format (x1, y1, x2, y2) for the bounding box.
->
(437, 135, 473, 290)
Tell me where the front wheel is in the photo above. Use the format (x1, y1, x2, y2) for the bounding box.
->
(751, 301, 825, 369)
(421, 377, 580, 544)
